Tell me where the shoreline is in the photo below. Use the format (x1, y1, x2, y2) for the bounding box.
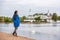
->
(0, 22, 50, 24)
(0, 32, 34, 40)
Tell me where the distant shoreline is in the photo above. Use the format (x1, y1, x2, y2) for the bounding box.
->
(0, 22, 50, 24)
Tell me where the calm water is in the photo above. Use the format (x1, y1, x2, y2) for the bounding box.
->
(0, 23, 60, 40)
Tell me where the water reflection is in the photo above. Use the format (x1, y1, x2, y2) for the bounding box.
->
(52, 22, 57, 27)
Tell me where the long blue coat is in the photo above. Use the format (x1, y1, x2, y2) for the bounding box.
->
(12, 15, 20, 27)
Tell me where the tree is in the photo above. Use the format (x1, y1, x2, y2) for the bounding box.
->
(20, 16, 26, 22)
(34, 17, 41, 22)
(0, 17, 3, 22)
(52, 13, 57, 22)
(23, 16, 26, 19)
(20, 17, 24, 22)
(57, 16, 60, 20)
(4, 17, 9, 23)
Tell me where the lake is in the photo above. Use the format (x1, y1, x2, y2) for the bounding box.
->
(0, 23, 60, 40)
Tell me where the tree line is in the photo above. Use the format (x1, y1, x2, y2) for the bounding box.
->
(0, 13, 60, 23)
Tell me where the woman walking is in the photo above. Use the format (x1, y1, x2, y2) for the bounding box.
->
(12, 10, 20, 36)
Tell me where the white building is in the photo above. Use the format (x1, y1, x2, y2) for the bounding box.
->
(24, 10, 52, 22)
(24, 15, 35, 22)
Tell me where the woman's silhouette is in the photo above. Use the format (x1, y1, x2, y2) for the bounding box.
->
(12, 10, 20, 36)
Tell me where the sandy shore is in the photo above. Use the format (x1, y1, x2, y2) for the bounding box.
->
(0, 32, 34, 40)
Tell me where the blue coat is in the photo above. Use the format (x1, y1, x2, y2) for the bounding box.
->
(12, 15, 20, 27)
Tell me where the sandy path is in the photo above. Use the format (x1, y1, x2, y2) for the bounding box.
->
(0, 32, 34, 40)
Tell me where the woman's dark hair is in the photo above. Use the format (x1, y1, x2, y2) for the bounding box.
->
(13, 10, 18, 19)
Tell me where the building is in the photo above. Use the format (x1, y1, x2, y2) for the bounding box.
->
(24, 10, 52, 22)
(24, 15, 35, 22)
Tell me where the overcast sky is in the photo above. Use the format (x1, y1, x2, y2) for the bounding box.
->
(0, 0, 60, 17)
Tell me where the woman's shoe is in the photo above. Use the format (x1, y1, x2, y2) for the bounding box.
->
(12, 32, 15, 35)
(14, 32, 17, 36)
(12, 32, 17, 36)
